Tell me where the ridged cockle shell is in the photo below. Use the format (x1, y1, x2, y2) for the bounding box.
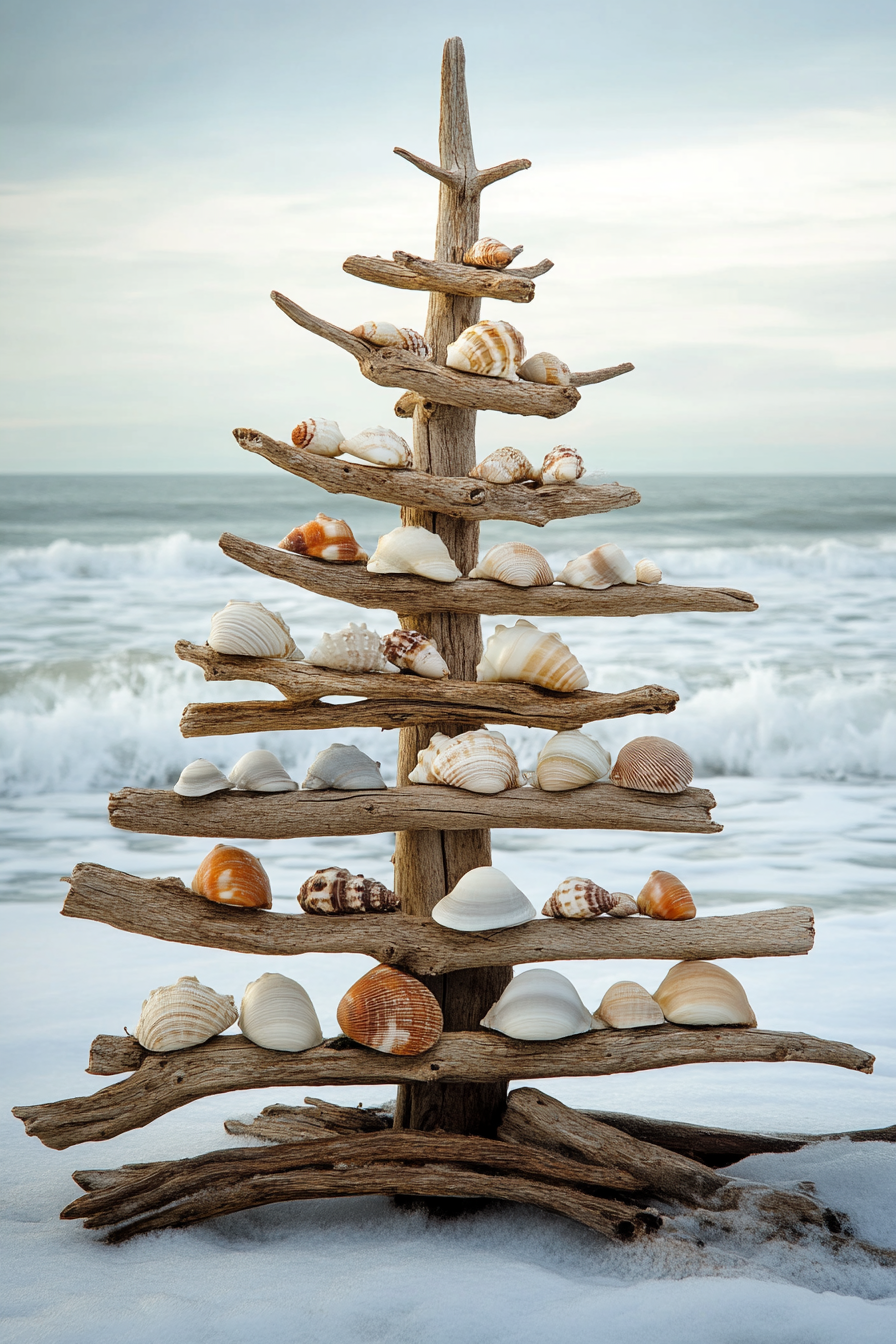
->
(208, 601, 299, 659)
(477, 619, 588, 692)
(337, 965, 442, 1055)
(291, 418, 345, 457)
(468, 447, 537, 484)
(556, 543, 637, 590)
(597, 981, 665, 1030)
(542, 878, 638, 920)
(518, 352, 571, 386)
(278, 513, 367, 563)
(431, 866, 535, 932)
(637, 870, 696, 920)
(381, 628, 450, 679)
(446, 319, 526, 381)
(481, 969, 599, 1040)
(610, 737, 694, 795)
(636, 558, 662, 585)
(340, 426, 413, 469)
(350, 321, 432, 359)
(534, 730, 611, 791)
(297, 866, 399, 915)
(462, 237, 523, 269)
(239, 973, 323, 1052)
(409, 728, 522, 794)
(228, 749, 298, 793)
(306, 622, 388, 674)
(192, 844, 273, 908)
(173, 759, 233, 798)
(468, 542, 554, 588)
(133, 976, 237, 1052)
(367, 526, 461, 583)
(302, 743, 386, 791)
(539, 445, 584, 485)
(653, 961, 757, 1027)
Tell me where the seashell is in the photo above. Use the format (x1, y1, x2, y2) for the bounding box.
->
(278, 513, 367, 563)
(597, 981, 665, 1030)
(468, 447, 537, 485)
(339, 425, 413, 469)
(367, 526, 461, 583)
(542, 878, 638, 919)
(610, 737, 694, 795)
(539, 445, 585, 485)
(409, 728, 522, 795)
(653, 961, 757, 1027)
(337, 965, 442, 1055)
(302, 743, 387, 791)
(462, 237, 523, 269)
(350, 321, 432, 359)
(477, 618, 588, 693)
(239, 973, 323, 1052)
(481, 969, 598, 1040)
(637, 870, 696, 920)
(518, 352, 571, 386)
(208, 600, 299, 659)
(636, 558, 662, 585)
(431, 866, 535, 932)
(381, 628, 450, 679)
(306, 622, 388, 674)
(228, 749, 298, 793)
(468, 542, 554, 588)
(192, 844, 273, 908)
(535, 729, 611, 792)
(291, 418, 345, 457)
(173, 759, 233, 798)
(446, 319, 526, 381)
(134, 975, 237, 1052)
(556, 543, 637, 590)
(297, 866, 400, 915)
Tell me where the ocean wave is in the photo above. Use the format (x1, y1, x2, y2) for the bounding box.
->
(0, 532, 235, 583)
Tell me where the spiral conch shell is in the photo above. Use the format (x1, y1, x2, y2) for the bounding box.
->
(431, 866, 535, 932)
(306, 622, 388, 674)
(278, 514, 367, 563)
(481, 969, 599, 1040)
(350, 321, 432, 360)
(228, 749, 298, 793)
(534, 729, 611, 791)
(367, 526, 461, 583)
(302, 743, 386, 791)
(173, 759, 233, 797)
(337, 965, 442, 1055)
(446, 319, 526, 381)
(340, 426, 413, 469)
(192, 844, 273, 909)
(291, 418, 345, 457)
(477, 619, 589, 693)
(468, 447, 537, 484)
(134, 976, 237, 1052)
(381, 629, 449, 679)
(597, 981, 665, 1030)
(556, 543, 637, 590)
(539, 445, 584, 485)
(653, 961, 757, 1027)
(637, 870, 696, 920)
(297, 866, 399, 915)
(468, 542, 554, 588)
(518, 352, 571, 386)
(462, 237, 523, 269)
(208, 601, 299, 659)
(636, 558, 662, 585)
(239, 973, 323, 1052)
(409, 729, 523, 794)
(610, 737, 693, 795)
(542, 878, 638, 919)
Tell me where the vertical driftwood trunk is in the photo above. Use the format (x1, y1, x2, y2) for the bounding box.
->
(393, 38, 512, 1138)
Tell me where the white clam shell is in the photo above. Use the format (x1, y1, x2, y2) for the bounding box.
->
(477, 618, 588, 692)
(556, 543, 637, 590)
(468, 447, 537, 484)
(653, 961, 757, 1027)
(597, 981, 665, 1030)
(291, 418, 345, 457)
(468, 542, 554, 588)
(636, 558, 662, 585)
(340, 426, 412, 469)
(481, 969, 599, 1040)
(208, 600, 299, 659)
(534, 730, 612, 791)
(367, 526, 461, 583)
(133, 975, 237, 1052)
(228, 749, 298, 793)
(409, 728, 522, 794)
(539, 445, 584, 485)
(306, 622, 388, 673)
(518, 352, 571, 386)
(432, 866, 535, 932)
(381, 629, 450, 679)
(302, 743, 386, 791)
(238, 972, 324, 1052)
(173, 759, 233, 798)
(446, 319, 526, 381)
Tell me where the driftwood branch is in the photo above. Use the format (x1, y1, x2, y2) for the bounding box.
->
(343, 253, 539, 303)
(570, 363, 635, 387)
(392, 147, 460, 186)
(61, 865, 814, 977)
(219, 533, 759, 617)
(224, 1098, 393, 1142)
(474, 157, 532, 190)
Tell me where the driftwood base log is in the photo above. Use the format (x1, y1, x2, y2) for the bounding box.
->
(224, 1098, 393, 1142)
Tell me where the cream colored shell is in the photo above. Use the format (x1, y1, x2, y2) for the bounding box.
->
(468, 447, 537, 484)
(381, 629, 450, 679)
(367, 526, 461, 583)
(133, 976, 237, 1052)
(340, 426, 413, 469)
(518, 352, 571, 386)
(556, 543, 637, 590)
(350, 321, 431, 359)
(306, 622, 389, 674)
(653, 961, 757, 1027)
(238, 972, 323, 1052)
(468, 542, 554, 588)
(597, 981, 665, 1030)
(446, 319, 526, 381)
(208, 600, 299, 659)
(409, 728, 522, 794)
(173, 759, 233, 797)
(431, 866, 535, 932)
(228, 749, 298, 793)
(534, 729, 611, 791)
(302, 743, 387, 791)
(539, 446, 584, 485)
(291, 418, 345, 457)
(481, 969, 599, 1040)
(636, 558, 662, 585)
(477, 619, 589, 692)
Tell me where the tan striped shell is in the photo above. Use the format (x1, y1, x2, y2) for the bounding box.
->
(350, 321, 432, 359)
(542, 878, 637, 919)
(468, 447, 537, 484)
(636, 558, 662, 585)
(468, 542, 554, 587)
(133, 976, 237, 1052)
(653, 961, 757, 1027)
(518, 352, 571, 386)
(637, 870, 696, 920)
(409, 728, 522, 794)
(556, 543, 637, 590)
(462, 237, 523, 269)
(610, 737, 694, 795)
(337, 965, 443, 1055)
(534, 729, 612, 791)
(597, 981, 665, 1030)
(477, 619, 589, 693)
(446, 319, 526, 381)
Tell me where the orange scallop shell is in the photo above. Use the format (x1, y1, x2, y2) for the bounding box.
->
(610, 737, 693, 794)
(336, 965, 442, 1055)
(191, 844, 272, 909)
(637, 870, 696, 920)
(278, 513, 367, 563)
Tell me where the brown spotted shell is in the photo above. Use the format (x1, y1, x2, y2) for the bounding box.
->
(539, 445, 584, 485)
(381, 628, 450, 679)
(610, 737, 694, 795)
(637, 870, 696, 920)
(337, 965, 443, 1055)
(298, 866, 399, 915)
(192, 844, 272, 909)
(542, 878, 638, 919)
(278, 514, 367, 563)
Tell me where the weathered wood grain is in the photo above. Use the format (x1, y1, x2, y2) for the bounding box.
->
(218, 533, 759, 616)
(232, 427, 641, 525)
(61, 865, 814, 976)
(343, 252, 542, 303)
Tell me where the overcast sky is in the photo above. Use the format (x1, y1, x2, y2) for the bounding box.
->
(1, 0, 894, 473)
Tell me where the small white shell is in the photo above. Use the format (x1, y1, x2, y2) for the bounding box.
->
(238, 973, 324, 1053)
(173, 759, 233, 798)
(367, 526, 461, 583)
(468, 542, 554, 588)
(409, 728, 522, 794)
(539, 446, 584, 485)
(340, 426, 413, 469)
(431, 866, 535, 932)
(228, 749, 298, 793)
(208, 601, 299, 659)
(350, 321, 431, 359)
(636, 558, 662, 585)
(291, 418, 345, 457)
(597, 981, 666, 1030)
(302, 743, 387, 791)
(306, 622, 388, 674)
(133, 976, 237, 1052)
(446, 319, 526, 381)
(468, 447, 537, 484)
(518, 352, 571, 386)
(381, 629, 450, 679)
(462, 238, 523, 269)
(556, 543, 637, 590)
(477, 619, 588, 693)
(481, 969, 599, 1040)
(653, 961, 757, 1027)
(534, 730, 612, 792)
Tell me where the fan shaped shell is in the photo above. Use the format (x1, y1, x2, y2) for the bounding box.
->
(468, 542, 554, 587)
(208, 600, 299, 659)
(381, 629, 450, 679)
(278, 514, 367, 563)
(192, 844, 273, 908)
(291, 418, 345, 457)
(306, 622, 388, 673)
(542, 878, 637, 919)
(462, 237, 522, 269)
(297, 866, 399, 915)
(239, 973, 323, 1052)
(481, 969, 598, 1040)
(367, 526, 461, 583)
(477, 618, 588, 693)
(597, 981, 665, 1030)
(134, 975, 237, 1052)
(431, 866, 535, 932)
(337, 965, 442, 1055)
(610, 737, 694, 795)
(518, 352, 571, 386)
(173, 759, 233, 798)
(410, 729, 522, 794)
(653, 961, 757, 1027)
(350, 321, 431, 359)
(636, 558, 662, 585)
(556, 543, 637, 590)
(468, 447, 537, 484)
(637, 870, 696, 920)
(228, 749, 298, 793)
(339, 426, 412, 469)
(302, 743, 386, 791)
(535, 730, 611, 792)
(446, 319, 526, 381)
(539, 445, 584, 485)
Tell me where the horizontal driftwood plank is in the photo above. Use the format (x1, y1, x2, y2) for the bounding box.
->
(107, 781, 721, 839)
(13, 1027, 874, 1149)
(343, 252, 543, 302)
(233, 428, 640, 525)
(62, 865, 814, 976)
(219, 534, 759, 617)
